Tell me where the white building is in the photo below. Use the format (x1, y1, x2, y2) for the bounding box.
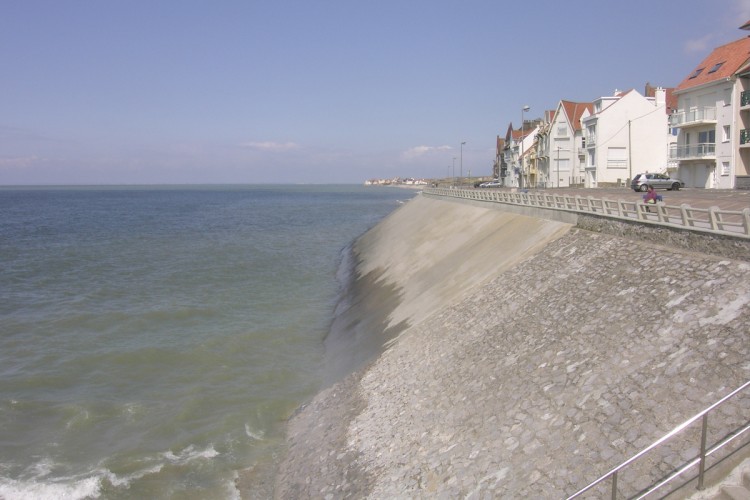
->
(670, 34, 750, 189)
(580, 89, 669, 188)
(538, 101, 592, 188)
(501, 121, 539, 188)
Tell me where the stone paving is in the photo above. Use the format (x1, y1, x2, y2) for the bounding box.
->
(270, 198, 750, 499)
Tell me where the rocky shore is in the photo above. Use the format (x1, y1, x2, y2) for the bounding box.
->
(254, 194, 750, 498)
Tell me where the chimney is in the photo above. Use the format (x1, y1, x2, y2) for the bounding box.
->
(655, 87, 666, 107)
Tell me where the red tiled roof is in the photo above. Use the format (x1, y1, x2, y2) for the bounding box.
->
(675, 36, 750, 91)
(560, 100, 594, 131)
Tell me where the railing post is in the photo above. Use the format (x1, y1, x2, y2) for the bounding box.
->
(698, 414, 708, 490)
(742, 208, 750, 236)
(708, 206, 720, 231)
(680, 204, 691, 227)
(656, 202, 666, 223)
(611, 471, 618, 500)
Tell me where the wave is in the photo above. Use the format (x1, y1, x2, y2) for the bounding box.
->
(0, 444, 221, 500)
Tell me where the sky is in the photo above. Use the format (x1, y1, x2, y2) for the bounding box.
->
(1, 0, 750, 185)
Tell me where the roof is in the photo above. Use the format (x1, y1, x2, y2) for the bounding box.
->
(675, 36, 750, 92)
(741, 19, 750, 30)
(560, 100, 593, 131)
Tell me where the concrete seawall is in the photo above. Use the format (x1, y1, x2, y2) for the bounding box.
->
(268, 194, 750, 499)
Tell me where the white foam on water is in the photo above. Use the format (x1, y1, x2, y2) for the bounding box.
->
(0, 455, 167, 499)
(0, 469, 103, 500)
(245, 423, 265, 441)
(162, 444, 220, 464)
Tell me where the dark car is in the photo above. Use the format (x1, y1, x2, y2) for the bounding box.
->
(630, 173, 684, 192)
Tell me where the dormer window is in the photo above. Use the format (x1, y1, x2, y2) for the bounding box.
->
(689, 68, 704, 79)
(707, 62, 724, 74)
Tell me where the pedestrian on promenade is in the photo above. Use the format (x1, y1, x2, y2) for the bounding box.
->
(642, 185, 659, 213)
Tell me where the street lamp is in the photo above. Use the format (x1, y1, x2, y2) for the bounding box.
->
(521, 105, 530, 188)
(460, 141, 466, 186)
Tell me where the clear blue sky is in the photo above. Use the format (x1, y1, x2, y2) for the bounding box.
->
(1, 0, 748, 185)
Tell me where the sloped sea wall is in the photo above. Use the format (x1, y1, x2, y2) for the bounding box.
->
(266, 194, 750, 499)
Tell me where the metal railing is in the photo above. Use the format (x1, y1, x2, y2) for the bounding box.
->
(566, 380, 750, 499)
(669, 107, 717, 127)
(668, 142, 716, 160)
(422, 187, 750, 238)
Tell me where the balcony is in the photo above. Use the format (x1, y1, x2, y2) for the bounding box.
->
(741, 129, 750, 146)
(669, 107, 717, 128)
(585, 135, 596, 148)
(742, 90, 750, 108)
(669, 142, 716, 160)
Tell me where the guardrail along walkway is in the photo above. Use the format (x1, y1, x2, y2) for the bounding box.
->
(424, 187, 750, 238)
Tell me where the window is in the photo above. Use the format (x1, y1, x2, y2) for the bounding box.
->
(606, 147, 627, 169)
(689, 68, 704, 79)
(722, 162, 730, 175)
(723, 125, 730, 142)
(557, 125, 568, 136)
(707, 62, 724, 74)
(698, 130, 715, 143)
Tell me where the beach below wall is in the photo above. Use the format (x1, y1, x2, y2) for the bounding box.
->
(242, 194, 750, 499)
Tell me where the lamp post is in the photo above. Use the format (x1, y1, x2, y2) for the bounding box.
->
(460, 141, 466, 186)
(521, 105, 530, 188)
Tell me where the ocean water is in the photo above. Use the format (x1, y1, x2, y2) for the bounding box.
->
(0, 185, 414, 499)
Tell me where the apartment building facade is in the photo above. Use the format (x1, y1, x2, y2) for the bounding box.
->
(670, 35, 750, 189)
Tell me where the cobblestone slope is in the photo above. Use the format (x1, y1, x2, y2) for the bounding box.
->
(271, 197, 750, 499)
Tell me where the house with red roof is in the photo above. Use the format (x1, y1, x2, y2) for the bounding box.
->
(501, 119, 540, 188)
(492, 135, 506, 180)
(670, 32, 750, 189)
(580, 88, 669, 188)
(535, 101, 593, 188)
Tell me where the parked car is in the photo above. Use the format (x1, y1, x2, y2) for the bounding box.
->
(630, 173, 684, 192)
(479, 179, 502, 188)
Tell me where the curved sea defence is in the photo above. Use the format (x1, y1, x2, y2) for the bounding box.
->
(266, 194, 750, 498)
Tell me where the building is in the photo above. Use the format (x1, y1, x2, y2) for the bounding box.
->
(537, 102, 592, 188)
(670, 30, 750, 189)
(493, 136, 506, 180)
(506, 120, 540, 188)
(581, 88, 669, 188)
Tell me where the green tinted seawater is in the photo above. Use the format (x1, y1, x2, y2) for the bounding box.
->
(0, 185, 414, 499)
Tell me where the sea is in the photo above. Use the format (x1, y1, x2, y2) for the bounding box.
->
(0, 184, 416, 499)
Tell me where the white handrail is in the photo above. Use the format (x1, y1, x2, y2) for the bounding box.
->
(423, 188, 750, 238)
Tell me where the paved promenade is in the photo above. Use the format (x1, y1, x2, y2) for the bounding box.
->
(266, 195, 750, 499)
